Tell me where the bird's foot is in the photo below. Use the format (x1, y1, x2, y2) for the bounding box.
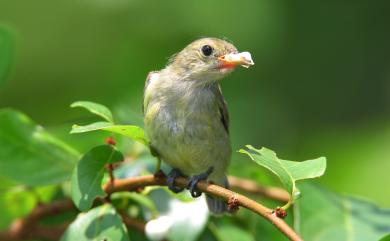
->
(187, 167, 214, 198)
(167, 168, 185, 193)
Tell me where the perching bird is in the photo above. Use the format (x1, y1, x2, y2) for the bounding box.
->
(143, 37, 254, 214)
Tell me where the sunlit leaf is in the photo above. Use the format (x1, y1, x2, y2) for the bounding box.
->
(71, 101, 114, 123)
(61, 204, 129, 241)
(0, 25, 13, 87)
(239, 145, 326, 205)
(71, 145, 124, 211)
(0, 189, 37, 229)
(34, 185, 60, 204)
(71, 122, 148, 145)
(379, 233, 390, 241)
(0, 109, 79, 186)
(71, 121, 113, 133)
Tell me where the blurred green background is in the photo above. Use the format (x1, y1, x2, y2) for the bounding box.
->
(0, 0, 389, 206)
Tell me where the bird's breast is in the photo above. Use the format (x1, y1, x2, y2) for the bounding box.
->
(146, 87, 221, 139)
(144, 83, 231, 175)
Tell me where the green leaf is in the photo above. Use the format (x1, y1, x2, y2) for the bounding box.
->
(239, 145, 326, 205)
(71, 122, 148, 145)
(0, 189, 37, 229)
(0, 109, 79, 186)
(111, 192, 158, 216)
(71, 145, 124, 211)
(251, 184, 390, 240)
(210, 223, 255, 241)
(0, 176, 17, 191)
(34, 185, 60, 204)
(197, 227, 219, 241)
(61, 204, 129, 241)
(379, 234, 390, 241)
(71, 121, 113, 133)
(71, 101, 114, 123)
(296, 183, 390, 241)
(0, 25, 14, 86)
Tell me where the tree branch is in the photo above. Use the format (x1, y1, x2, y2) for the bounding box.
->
(228, 176, 290, 202)
(0, 175, 300, 241)
(0, 199, 73, 241)
(0, 199, 149, 241)
(104, 173, 302, 241)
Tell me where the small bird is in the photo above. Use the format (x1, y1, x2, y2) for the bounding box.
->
(143, 37, 254, 214)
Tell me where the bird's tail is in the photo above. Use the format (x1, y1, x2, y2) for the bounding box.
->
(206, 175, 230, 215)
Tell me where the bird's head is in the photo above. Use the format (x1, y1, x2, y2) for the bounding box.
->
(168, 38, 254, 83)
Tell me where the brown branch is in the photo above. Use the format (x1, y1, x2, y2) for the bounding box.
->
(228, 176, 290, 202)
(120, 214, 146, 233)
(104, 174, 303, 241)
(0, 198, 148, 241)
(0, 199, 73, 241)
(0, 175, 298, 241)
(29, 223, 70, 240)
(0, 223, 69, 241)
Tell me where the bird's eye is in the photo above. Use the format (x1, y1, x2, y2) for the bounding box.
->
(201, 45, 213, 56)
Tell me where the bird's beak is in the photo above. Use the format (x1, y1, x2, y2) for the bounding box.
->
(218, 51, 255, 69)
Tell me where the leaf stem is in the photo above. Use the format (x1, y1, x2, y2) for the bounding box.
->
(282, 200, 293, 210)
(155, 158, 161, 173)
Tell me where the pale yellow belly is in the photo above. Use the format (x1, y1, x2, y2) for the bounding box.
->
(145, 107, 231, 180)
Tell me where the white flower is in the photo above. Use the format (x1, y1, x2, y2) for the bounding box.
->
(145, 215, 173, 241)
(144, 194, 209, 241)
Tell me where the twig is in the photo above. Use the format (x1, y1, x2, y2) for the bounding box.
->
(104, 174, 303, 241)
(228, 176, 290, 202)
(105, 163, 115, 200)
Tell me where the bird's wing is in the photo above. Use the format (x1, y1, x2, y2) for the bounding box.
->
(213, 84, 230, 134)
(142, 71, 160, 114)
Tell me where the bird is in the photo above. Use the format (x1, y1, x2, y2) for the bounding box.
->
(143, 37, 254, 214)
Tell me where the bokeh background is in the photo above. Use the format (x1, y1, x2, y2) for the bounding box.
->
(0, 0, 389, 206)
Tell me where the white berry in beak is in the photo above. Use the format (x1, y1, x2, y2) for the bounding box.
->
(218, 51, 255, 68)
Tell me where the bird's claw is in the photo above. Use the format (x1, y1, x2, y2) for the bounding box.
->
(167, 168, 185, 193)
(187, 167, 214, 198)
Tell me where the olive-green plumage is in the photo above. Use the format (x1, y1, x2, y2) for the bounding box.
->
(143, 38, 245, 214)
